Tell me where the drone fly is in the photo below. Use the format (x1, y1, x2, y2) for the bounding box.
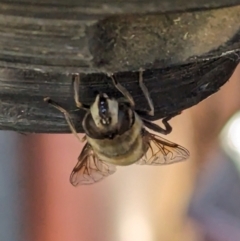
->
(44, 69, 189, 185)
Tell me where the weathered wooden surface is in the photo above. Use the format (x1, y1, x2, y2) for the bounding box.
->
(1, 0, 240, 15)
(0, 1, 239, 133)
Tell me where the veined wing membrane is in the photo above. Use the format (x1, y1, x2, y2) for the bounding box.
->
(136, 131, 190, 165)
(70, 143, 116, 186)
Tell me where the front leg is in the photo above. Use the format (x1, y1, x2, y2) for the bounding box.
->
(44, 97, 85, 142)
(107, 73, 135, 108)
(72, 74, 90, 110)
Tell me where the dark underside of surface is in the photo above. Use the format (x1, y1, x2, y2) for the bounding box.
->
(0, 0, 239, 133)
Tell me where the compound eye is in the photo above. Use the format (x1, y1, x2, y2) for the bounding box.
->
(98, 96, 109, 117)
(100, 102, 107, 114)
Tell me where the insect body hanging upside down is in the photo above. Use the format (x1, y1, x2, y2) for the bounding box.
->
(44, 70, 189, 186)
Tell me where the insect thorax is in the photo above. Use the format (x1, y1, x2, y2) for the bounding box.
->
(86, 112, 148, 166)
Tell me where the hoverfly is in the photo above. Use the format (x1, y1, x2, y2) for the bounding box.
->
(44, 69, 189, 186)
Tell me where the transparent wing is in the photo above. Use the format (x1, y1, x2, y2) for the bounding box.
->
(70, 143, 117, 186)
(136, 131, 190, 165)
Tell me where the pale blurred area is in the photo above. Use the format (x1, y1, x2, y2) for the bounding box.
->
(0, 65, 239, 241)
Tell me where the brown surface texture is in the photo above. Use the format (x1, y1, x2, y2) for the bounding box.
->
(0, 1, 239, 133)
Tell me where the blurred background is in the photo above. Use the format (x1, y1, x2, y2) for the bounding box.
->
(0, 65, 240, 241)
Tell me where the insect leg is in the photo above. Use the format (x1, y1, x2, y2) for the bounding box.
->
(142, 118, 171, 135)
(44, 97, 84, 142)
(139, 68, 154, 116)
(107, 73, 135, 108)
(161, 116, 172, 134)
(142, 112, 181, 135)
(72, 74, 90, 110)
